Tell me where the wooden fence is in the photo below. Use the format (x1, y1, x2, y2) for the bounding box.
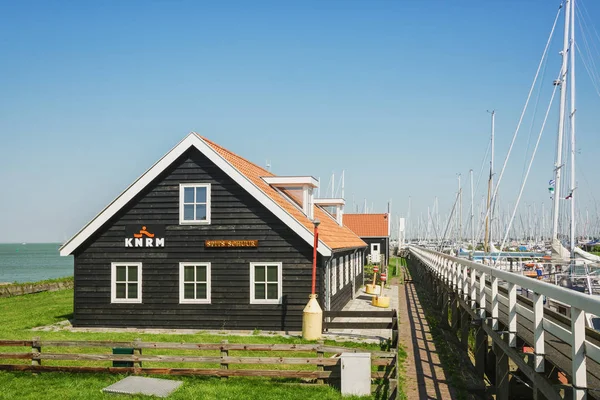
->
(0, 338, 397, 396)
(323, 309, 399, 350)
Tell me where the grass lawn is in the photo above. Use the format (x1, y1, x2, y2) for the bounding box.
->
(0, 288, 390, 399)
(0, 373, 350, 400)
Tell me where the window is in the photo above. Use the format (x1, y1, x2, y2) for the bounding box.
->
(111, 262, 142, 303)
(346, 255, 350, 284)
(179, 262, 211, 304)
(331, 259, 337, 295)
(338, 257, 343, 289)
(180, 183, 211, 224)
(250, 262, 282, 304)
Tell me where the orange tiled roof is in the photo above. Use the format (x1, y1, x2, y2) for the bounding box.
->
(344, 214, 389, 237)
(201, 136, 366, 251)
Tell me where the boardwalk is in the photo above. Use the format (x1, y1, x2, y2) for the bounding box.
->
(400, 280, 456, 399)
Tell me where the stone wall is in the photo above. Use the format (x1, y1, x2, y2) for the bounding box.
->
(0, 280, 73, 297)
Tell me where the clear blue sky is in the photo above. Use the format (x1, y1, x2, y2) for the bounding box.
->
(1, 0, 599, 242)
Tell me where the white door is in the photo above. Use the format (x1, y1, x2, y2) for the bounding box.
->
(371, 243, 381, 263)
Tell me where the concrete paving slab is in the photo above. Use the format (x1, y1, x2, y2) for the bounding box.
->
(103, 376, 182, 398)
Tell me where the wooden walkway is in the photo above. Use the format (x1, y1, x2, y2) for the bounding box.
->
(399, 280, 456, 399)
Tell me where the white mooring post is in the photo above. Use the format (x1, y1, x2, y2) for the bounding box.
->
(491, 275, 499, 331)
(571, 307, 587, 400)
(508, 282, 517, 348)
(533, 292, 545, 373)
(470, 269, 477, 310)
(479, 272, 486, 319)
(456, 263, 463, 297)
(452, 262, 458, 292)
(463, 265, 469, 301)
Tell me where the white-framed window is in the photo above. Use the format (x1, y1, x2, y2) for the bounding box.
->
(250, 262, 282, 304)
(338, 256, 344, 289)
(179, 183, 211, 225)
(331, 259, 337, 295)
(179, 262, 211, 304)
(345, 255, 350, 284)
(111, 262, 142, 303)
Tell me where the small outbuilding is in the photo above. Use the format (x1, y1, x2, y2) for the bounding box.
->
(343, 214, 390, 266)
(60, 133, 366, 331)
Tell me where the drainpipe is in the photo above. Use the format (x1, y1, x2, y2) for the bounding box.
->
(303, 220, 322, 340)
(311, 220, 320, 295)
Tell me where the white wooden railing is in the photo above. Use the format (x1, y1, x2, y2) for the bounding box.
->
(409, 245, 600, 400)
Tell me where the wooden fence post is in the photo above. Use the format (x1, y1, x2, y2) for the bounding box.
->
(31, 336, 41, 367)
(317, 340, 324, 385)
(133, 338, 142, 371)
(220, 340, 228, 380)
(391, 311, 399, 350)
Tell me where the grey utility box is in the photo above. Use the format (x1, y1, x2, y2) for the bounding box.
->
(340, 352, 371, 396)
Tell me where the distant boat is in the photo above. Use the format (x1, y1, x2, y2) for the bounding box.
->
(21, 243, 26, 245)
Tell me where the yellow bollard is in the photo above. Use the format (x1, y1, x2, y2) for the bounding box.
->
(302, 294, 322, 340)
(365, 284, 378, 294)
(372, 295, 390, 308)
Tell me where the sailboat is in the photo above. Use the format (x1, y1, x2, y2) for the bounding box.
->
(542, 0, 600, 330)
(548, 0, 600, 290)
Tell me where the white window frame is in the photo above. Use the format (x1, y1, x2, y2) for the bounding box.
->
(346, 255, 350, 284)
(179, 262, 211, 304)
(250, 262, 283, 304)
(111, 262, 142, 304)
(179, 183, 211, 225)
(338, 256, 344, 289)
(331, 259, 337, 295)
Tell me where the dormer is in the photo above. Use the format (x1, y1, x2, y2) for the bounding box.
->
(263, 176, 319, 219)
(314, 198, 345, 226)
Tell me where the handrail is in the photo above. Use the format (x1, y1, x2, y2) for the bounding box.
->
(408, 245, 596, 400)
(409, 245, 600, 315)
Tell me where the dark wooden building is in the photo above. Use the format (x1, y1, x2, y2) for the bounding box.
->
(60, 133, 366, 331)
(344, 214, 390, 266)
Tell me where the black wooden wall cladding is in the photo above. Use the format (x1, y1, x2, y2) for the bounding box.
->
(328, 249, 364, 312)
(73, 148, 357, 331)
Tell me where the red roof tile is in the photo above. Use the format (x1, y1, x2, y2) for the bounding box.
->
(344, 214, 389, 237)
(201, 136, 366, 251)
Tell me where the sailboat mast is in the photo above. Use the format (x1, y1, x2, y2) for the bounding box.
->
(490, 110, 495, 245)
(484, 110, 495, 253)
(407, 196, 411, 243)
(542, 202, 546, 241)
(569, 0, 576, 261)
(458, 173, 462, 244)
(551, 0, 571, 243)
(470, 169, 475, 252)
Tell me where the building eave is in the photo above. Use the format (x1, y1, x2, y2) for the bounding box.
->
(60, 133, 333, 257)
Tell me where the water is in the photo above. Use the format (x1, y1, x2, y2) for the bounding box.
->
(0, 243, 73, 283)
